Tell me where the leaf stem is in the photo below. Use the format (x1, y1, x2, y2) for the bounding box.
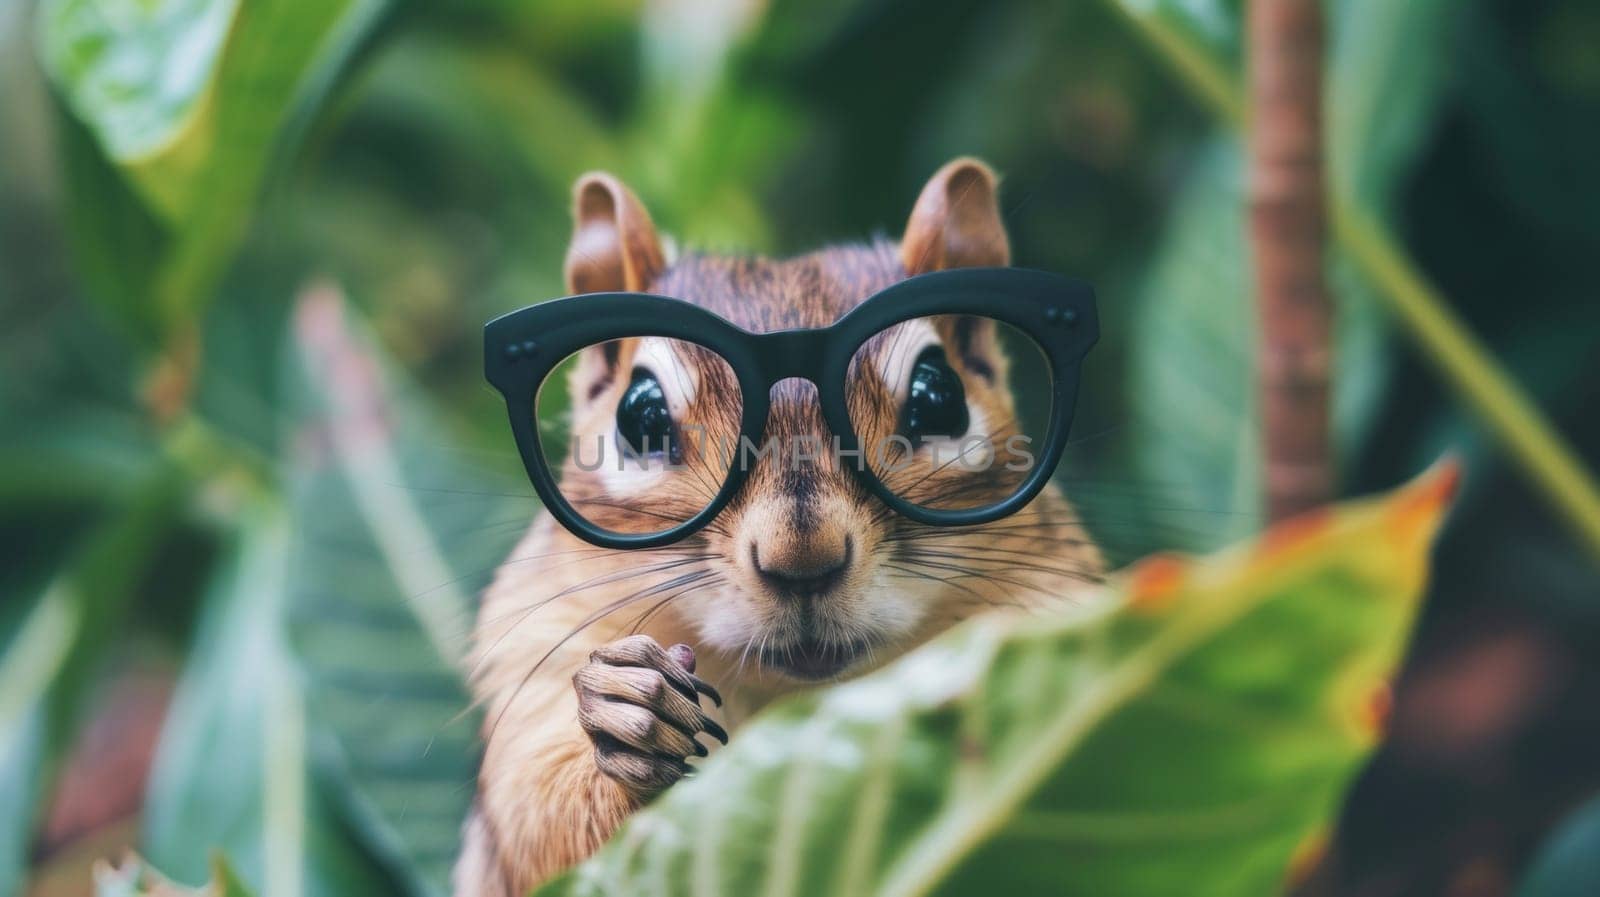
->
(161, 411, 278, 500)
(1332, 202, 1600, 559)
(1108, 4, 1245, 127)
(1104, 0, 1600, 565)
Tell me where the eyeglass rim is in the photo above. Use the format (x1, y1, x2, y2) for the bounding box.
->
(484, 266, 1098, 549)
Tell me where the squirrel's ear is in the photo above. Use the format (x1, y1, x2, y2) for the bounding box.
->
(900, 157, 1011, 276)
(564, 172, 666, 294)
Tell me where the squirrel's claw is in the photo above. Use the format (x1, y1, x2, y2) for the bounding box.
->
(577, 634, 730, 794)
(699, 714, 729, 745)
(689, 674, 723, 708)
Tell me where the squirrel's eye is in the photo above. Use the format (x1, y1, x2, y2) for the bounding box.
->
(901, 346, 969, 442)
(615, 368, 674, 456)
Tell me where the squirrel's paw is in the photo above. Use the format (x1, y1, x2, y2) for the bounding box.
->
(574, 634, 727, 795)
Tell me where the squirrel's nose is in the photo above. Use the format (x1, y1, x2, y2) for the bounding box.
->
(751, 535, 852, 600)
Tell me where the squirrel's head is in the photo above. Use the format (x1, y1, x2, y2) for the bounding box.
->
(549, 160, 1077, 682)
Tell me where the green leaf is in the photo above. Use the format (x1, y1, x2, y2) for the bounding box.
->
(536, 464, 1457, 897)
(1518, 792, 1600, 897)
(140, 506, 397, 897)
(1122, 139, 1395, 555)
(278, 284, 516, 897)
(0, 472, 184, 897)
(36, 0, 237, 172)
(0, 591, 79, 895)
(1325, 0, 1461, 219)
(1123, 140, 1260, 554)
(37, 0, 394, 339)
(1109, 0, 1600, 562)
(0, 409, 158, 506)
(1102, 0, 1242, 125)
(1112, 0, 1460, 554)
(95, 854, 259, 897)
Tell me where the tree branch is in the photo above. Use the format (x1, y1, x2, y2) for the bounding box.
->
(1249, 0, 1333, 520)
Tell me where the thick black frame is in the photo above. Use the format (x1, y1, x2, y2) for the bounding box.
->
(485, 267, 1098, 549)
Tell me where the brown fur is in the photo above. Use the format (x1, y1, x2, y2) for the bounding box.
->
(453, 160, 1105, 895)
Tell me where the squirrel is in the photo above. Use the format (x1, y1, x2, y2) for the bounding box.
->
(452, 158, 1105, 896)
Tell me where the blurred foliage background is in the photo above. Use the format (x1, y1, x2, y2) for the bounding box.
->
(3, 0, 1600, 895)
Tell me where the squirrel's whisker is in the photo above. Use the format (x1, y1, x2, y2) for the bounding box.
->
(483, 567, 720, 747)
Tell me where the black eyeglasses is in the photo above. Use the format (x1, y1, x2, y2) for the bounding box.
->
(484, 267, 1097, 549)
